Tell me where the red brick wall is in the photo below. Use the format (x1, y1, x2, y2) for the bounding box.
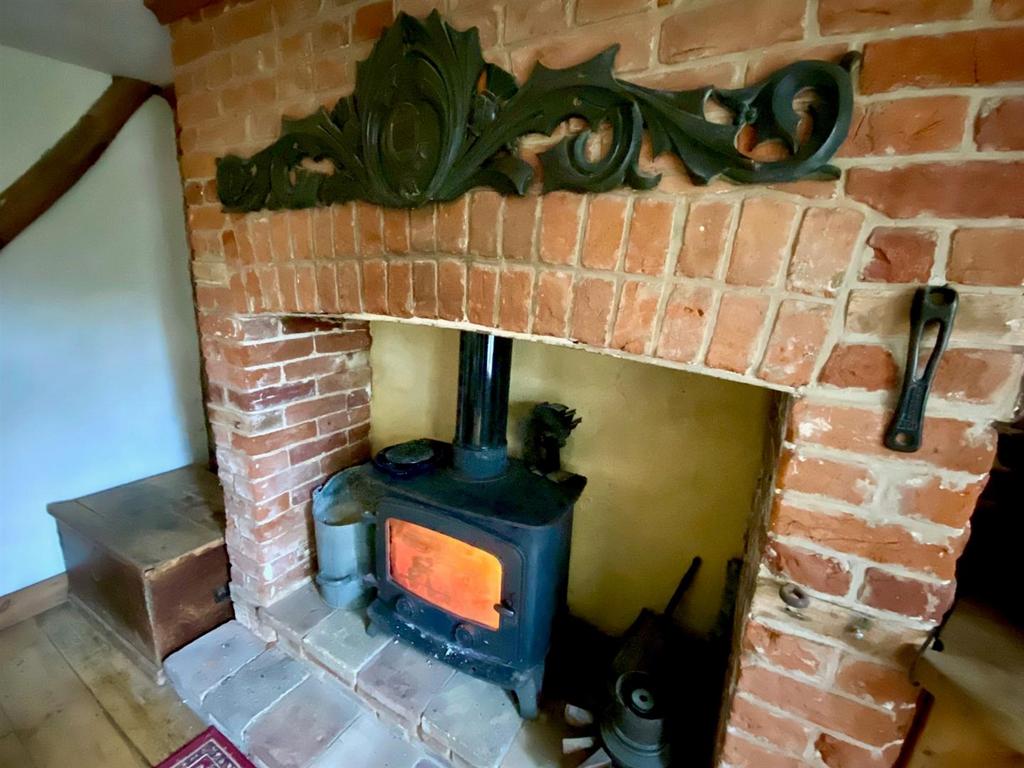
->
(167, 0, 1024, 764)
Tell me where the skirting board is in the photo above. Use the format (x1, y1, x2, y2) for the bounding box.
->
(0, 573, 68, 631)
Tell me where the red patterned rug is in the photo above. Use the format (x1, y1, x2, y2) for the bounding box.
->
(157, 727, 257, 768)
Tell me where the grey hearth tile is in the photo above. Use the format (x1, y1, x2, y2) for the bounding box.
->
(261, 582, 336, 644)
(357, 641, 456, 729)
(308, 714, 446, 768)
(164, 620, 267, 707)
(422, 673, 523, 768)
(303, 606, 392, 685)
(499, 710, 569, 768)
(203, 647, 310, 744)
(246, 675, 364, 768)
(419, 730, 455, 763)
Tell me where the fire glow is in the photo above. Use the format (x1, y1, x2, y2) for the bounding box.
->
(387, 518, 503, 630)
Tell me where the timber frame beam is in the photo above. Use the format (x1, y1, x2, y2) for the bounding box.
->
(144, 0, 221, 25)
(0, 77, 157, 251)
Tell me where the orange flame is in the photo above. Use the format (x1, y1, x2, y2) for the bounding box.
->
(387, 519, 503, 630)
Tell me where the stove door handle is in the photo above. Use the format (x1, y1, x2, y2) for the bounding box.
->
(494, 601, 516, 619)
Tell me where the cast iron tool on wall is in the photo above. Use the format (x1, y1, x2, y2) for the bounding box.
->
(885, 285, 959, 453)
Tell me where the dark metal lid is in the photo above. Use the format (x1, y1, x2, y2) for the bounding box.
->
(373, 439, 445, 478)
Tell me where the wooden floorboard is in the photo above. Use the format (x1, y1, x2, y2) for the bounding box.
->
(38, 604, 204, 764)
(915, 601, 1024, 755)
(0, 701, 13, 737)
(0, 604, 203, 768)
(906, 691, 1024, 768)
(0, 618, 146, 768)
(0, 573, 68, 631)
(0, 731, 37, 767)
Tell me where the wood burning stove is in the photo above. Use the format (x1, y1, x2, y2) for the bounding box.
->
(320, 331, 585, 717)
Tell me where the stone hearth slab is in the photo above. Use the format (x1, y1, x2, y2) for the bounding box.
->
(421, 673, 523, 768)
(309, 713, 446, 768)
(166, 620, 448, 768)
(262, 585, 335, 644)
(281, 585, 550, 767)
(303, 601, 392, 684)
(500, 710, 566, 768)
(164, 619, 267, 706)
(169, 585, 569, 767)
(246, 675, 363, 768)
(357, 639, 457, 731)
(203, 647, 310, 743)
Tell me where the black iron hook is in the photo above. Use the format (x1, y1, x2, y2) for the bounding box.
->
(884, 285, 959, 452)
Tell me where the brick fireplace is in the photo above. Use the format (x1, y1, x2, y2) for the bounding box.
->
(166, 0, 1024, 764)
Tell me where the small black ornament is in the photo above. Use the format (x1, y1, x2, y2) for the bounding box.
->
(216, 11, 857, 212)
(524, 403, 582, 475)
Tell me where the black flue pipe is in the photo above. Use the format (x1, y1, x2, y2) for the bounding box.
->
(452, 331, 512, 479)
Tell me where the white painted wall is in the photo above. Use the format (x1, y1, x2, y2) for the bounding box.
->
(0, 45, 208, 596)
(0, 0, 174, 84)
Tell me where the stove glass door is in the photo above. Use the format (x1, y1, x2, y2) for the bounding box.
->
(386, 518, 503, 630)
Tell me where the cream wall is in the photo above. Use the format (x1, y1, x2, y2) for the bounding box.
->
(0, 45, 208, 596)
(368, 322, 773, 636)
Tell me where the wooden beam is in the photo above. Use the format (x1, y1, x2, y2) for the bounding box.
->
(0, 77, 157, 251)
(0, 573, 68, 631)
(144, 0, 221, 25)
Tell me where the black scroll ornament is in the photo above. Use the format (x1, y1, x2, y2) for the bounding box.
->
(215, 11, 858, 212)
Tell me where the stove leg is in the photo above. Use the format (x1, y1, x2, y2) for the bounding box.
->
(513, 665, 543, 720)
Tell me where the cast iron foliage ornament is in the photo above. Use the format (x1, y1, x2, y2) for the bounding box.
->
(216, 11, 857, 212)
